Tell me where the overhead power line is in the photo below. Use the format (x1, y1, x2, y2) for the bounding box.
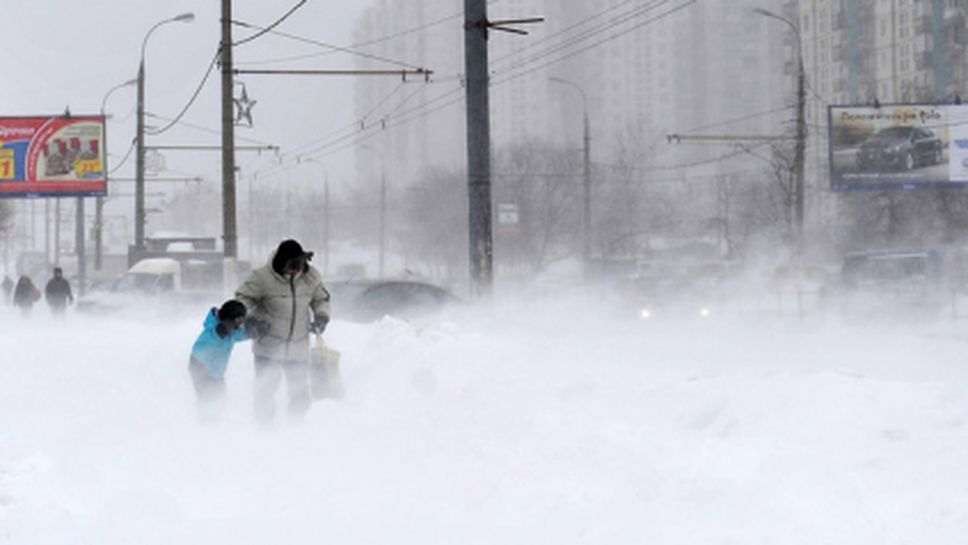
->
(235, 0, 502, 67)
(146, 48, 219, 136)
(232, 0, 307, 47)
(231, 20, 425, 70)
(678, 104, 796, 134)
(492, 0, 697, 83)
(489, 0, 639, 66)
(109, 138, 137, 174)
(492, 0, 674, 73)
(145, 112, 276, 146)
(249, 0, 700, 179)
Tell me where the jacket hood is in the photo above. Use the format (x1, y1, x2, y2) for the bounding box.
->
(204, 308, 219, 328)
(271, 239, 312, 276)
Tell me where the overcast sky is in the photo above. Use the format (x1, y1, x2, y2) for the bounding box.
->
(1, 0, 365, 190)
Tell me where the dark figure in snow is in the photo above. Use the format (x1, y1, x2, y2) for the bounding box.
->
(235, 239, 330, 424)
(188, 299, 265, 420)
(44, 267, 73, 316)
(13, 275, 41, 317)
(1, 275, 12, 305)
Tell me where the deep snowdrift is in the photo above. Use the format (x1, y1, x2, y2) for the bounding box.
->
(1, 295, 966, 544)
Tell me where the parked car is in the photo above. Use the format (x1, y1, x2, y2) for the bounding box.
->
(856, 126, 943, 171)
(823, 249, 951, 319)
(326, 279, 461, 323)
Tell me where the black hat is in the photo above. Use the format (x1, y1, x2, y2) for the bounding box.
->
(272, 239, 314, 274)
(217, 299, 247, 322)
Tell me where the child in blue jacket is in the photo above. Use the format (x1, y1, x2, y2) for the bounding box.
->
(189, 299, 259, 414)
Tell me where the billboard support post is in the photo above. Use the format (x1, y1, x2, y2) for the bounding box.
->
(54, 198, 60, 266)
(75, 197, 85, 296)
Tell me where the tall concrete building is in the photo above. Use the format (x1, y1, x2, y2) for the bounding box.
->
(351, 0, 467, 192)
(353, 1, 790, 187)
(793, 0, 968, 232)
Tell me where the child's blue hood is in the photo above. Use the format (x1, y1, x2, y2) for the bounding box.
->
(203, 308, 218, 327)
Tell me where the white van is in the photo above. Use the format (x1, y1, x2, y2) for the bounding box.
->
(113, 258, 181, 294)
(77, 258, 186, 314)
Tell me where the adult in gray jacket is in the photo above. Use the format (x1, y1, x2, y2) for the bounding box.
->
(236, 239, 331, 422)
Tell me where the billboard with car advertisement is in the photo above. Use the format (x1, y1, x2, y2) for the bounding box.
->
(0, 115, 106, 198)
(828, 104, 968, 190)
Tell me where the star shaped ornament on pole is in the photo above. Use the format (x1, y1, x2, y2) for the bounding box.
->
(233, 82, 256, 128)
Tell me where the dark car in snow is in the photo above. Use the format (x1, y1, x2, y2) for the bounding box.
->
(856, 126, 943, 171)
(612, 262, 736, 322)
(326, 279, 461, 323)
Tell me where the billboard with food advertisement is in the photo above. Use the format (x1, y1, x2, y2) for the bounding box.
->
(0, 115, 106, 198)
(827, 103, 968, 190)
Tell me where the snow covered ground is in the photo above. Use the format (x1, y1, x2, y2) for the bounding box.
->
(1, 293, 967, 544)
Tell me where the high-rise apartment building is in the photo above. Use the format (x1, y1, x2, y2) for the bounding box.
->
(794, 0, 968, 229)
(352, 1, 789, 202)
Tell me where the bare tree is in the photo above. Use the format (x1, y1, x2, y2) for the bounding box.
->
(493, 139, 580, 273)
(399, 166, 468, 281)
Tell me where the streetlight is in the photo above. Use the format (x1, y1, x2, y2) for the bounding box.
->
(97, 78, 137, 271)
(358, 144, 387, 278)
(549, 76, 592, 275)
(135, 12, 194, 255)
(753, 6, 806, 261)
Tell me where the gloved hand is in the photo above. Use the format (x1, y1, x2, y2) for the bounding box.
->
(244, 316, 271, 339)
(215, 321, 231, 339)
(216, 316, 245, 339)
(310, 314, 329, 335)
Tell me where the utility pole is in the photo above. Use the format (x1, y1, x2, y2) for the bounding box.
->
(753, 7, 805, 261)
(794, 45, 806, 261)
(221, 0, 238, 266)
(135, 58, 146, 251)
(583, 110, 591, 266)
(462, 9, 541, 295)
(323, 174, 330, 276)
(464, 0, 493, 297)
(379, 166, 386, 278)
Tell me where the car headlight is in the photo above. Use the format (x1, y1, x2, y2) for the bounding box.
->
(640, 308, 652, 319)
(890, 145, 903, 153)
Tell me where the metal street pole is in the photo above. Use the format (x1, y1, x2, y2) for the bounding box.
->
(324, 174, 330, 276)
(135, 13, 194, 254)
(550, 76, 592, 275)
(98, 78, 136, 271)
(54, 198, 60, 266)
(465, 0, 494, 297)
(74, 197, 85, 296)
(43, 199, 49, 264)
(379, 166, 386, 277)
(754, 7, 806, 260)
(221, 0, 238, 264)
